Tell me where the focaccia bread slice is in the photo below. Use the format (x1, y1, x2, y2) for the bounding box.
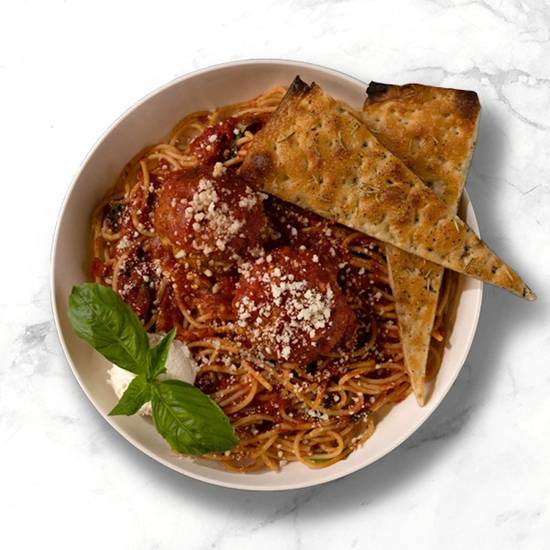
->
(239, 76, 535, 301)
(362, 82, 481, 404)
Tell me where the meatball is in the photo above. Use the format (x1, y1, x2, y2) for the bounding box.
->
(154, 167, 267, 266)
(233, 247, 356, 363)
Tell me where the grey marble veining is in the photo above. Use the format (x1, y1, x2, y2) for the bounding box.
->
(1, 0, 549, 548)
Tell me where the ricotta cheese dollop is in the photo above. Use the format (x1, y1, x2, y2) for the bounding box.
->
(107, 333, 198, 416)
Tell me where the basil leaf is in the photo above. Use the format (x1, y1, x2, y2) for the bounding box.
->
(108, 374, 151, 416)
(151, 380, 238, 455)
(68, 283, 150, 375)
(149, 328, 176, 380)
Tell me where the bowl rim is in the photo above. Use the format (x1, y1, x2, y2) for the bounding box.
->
(50, 58, 483, 491)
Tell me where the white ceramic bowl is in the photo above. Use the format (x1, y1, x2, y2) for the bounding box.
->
(51, 59, 482, 491)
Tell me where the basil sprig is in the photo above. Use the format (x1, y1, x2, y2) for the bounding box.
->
(68, 283, 238, 455)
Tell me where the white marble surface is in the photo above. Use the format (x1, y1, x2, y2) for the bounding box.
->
(1, 0, 549, 548)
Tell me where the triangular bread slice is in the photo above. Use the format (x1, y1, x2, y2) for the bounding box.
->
(362, 82, 480, 404)
(239, 76, 535, 301)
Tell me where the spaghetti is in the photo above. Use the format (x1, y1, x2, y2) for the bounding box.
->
(90, 87, 457, 472)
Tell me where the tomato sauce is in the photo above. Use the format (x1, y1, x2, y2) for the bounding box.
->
(189, 118, 238, 164)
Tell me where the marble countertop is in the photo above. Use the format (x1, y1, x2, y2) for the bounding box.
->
(1, 0, 549, 548)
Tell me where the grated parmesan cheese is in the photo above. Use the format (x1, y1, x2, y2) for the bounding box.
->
(179, 177, 261, 256)
(212, 162, 226, 178)
(235, 252, 336, 361)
